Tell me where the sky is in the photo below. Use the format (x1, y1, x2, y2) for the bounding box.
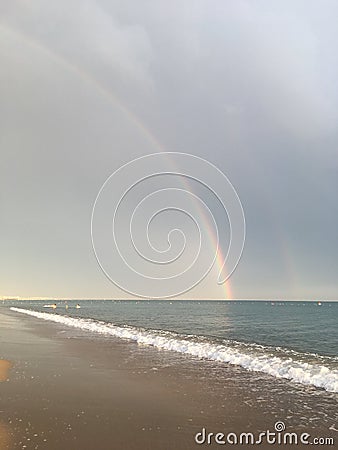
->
(1, 0, 338, 300)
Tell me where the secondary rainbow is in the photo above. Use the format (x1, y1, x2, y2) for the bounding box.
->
(1, 23, 233, 299)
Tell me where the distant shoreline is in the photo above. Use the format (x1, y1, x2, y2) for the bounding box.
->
(2, 298, 338, 302)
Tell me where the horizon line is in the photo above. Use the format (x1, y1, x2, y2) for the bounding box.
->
(1, 297, 337, 302)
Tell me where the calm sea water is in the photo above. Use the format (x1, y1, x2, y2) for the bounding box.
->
(7, 300, 338, 393)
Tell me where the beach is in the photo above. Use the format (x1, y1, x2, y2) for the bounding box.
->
(2, 2, 338, 449)
(0, 307, 336, 449)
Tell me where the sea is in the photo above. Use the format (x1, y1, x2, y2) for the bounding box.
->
(7, 300, 338, 394)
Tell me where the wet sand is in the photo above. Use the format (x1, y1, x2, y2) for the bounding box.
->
(0, 308, 336, 449)
(0, 360, 12, 383)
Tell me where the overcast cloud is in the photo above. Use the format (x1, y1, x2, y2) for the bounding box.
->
(1, 1, 337, 299)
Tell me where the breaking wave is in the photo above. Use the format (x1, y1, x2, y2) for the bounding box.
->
(10, 307, 338, 393)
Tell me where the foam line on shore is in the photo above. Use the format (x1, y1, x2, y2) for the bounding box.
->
(10, 307, 338, 393)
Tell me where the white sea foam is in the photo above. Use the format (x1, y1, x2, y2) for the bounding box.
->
(10, 307, 338, 393)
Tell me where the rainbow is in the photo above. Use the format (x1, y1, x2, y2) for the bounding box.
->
(0, 23, 233, 299)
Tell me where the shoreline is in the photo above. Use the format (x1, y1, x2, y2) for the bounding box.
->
(0, 308, 336, 449)
(10, 305, 338, 393)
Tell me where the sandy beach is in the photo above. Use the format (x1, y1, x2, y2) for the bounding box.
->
(2, 1, 338, 448)
(0, 308, 336, 450)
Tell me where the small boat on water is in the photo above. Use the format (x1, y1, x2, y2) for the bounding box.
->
(43, 303, 57, 309)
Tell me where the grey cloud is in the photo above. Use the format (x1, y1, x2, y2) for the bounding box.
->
(1, 1, 337, 299)
(2, 0, 153, 88)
